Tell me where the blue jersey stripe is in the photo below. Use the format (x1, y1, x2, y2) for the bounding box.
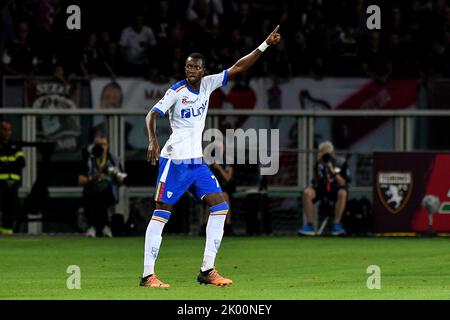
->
(152, 107, 165, 117)
(222, 70, 228, 86)
(170, 79, 187, 91)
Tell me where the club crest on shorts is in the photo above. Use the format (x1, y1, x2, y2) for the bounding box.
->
(167, 191, 173, 198)
(376, 172, 413, 214)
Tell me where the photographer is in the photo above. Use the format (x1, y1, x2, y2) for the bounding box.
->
(298, 141, 351, 236)
(79, 135, 126, 237)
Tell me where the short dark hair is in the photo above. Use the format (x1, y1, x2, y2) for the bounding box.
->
(187, 53, 206, 67)
(94, 134, 108, 142)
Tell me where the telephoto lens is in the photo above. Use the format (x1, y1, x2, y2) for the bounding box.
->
(321, 153, 331, 163)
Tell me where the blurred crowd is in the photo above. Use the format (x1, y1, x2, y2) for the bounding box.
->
(2, 0, 450, 83)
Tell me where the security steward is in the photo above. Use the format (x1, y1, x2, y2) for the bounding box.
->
(0, 119, 25, 235)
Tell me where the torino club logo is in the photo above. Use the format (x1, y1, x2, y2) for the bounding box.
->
(377, 172, 413, 214)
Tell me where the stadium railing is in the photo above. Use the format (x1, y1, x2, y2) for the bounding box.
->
(1, 108, 449, 234)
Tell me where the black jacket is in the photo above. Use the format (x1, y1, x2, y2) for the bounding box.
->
(0, 140, 26, 187)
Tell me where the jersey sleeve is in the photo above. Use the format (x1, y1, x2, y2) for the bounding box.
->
(203, 70, 228, 92)
(118, 28, 128, 47)
(151, 88, 177, 117)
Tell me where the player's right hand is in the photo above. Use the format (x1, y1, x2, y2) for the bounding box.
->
(265, 25, 281, 46)
(147, 140, 160, 165)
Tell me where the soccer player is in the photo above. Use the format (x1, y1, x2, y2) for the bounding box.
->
(141, 26, 281, 288)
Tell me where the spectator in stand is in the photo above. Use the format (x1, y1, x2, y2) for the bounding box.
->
(119, 15, 157, 77)
(266, 38, 291, 78)
(186, 0, 224, 27)
(32, 0, 65, 75)
(1, 21, 38, 77)
(104, 41, 123, 77)
(361, 31, 392, 84)
(185, 0, 223, 53)
(96, 31, 122, 76)
(0, 4, 16, 61)
(166, 46, 184, 80)
(152, 0, 174, 48)
(52, 64, 69, 86)
(80, 32, 116, 79)
(232, 1, 257, 47)
(2, 1, 450, 82)
(98, 31, 113, 54)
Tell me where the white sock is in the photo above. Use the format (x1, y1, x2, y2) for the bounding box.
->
(201, 213, 227, 272)
(143, 210, 170, 277)
(201, 255, 215, 272)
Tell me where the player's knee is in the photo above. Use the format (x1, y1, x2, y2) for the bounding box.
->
(155, 202, 172, 211)
(337, 188, 347, 199)
(304, 188, 315, 200)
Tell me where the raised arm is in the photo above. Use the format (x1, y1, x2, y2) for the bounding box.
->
(227, 25, 281, 81)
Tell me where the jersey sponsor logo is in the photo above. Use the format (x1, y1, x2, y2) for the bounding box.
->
(376, 172, 413, 214)
(181, 100, 208, 119)
(167, 191, 173, 198)
(181, 108, 191, 118)
(181, 96, 197, 105)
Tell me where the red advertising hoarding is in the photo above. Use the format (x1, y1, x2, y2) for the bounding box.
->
(373, 152, 450, 233)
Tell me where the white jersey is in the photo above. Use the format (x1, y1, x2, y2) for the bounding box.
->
(119, 26, 157, 65)
(152, 70, 228, 159)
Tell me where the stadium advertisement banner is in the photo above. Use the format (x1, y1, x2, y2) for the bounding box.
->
(373, 152, 450, 233)
(90, 79, 170, 150)
(90, 76, 417, 137)
(90, 77, 417, 144)
(25, 78, 82, 151)
(90, 78, 417, 188)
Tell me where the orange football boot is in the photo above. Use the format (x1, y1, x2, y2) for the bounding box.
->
(197, 268, 233, 286)
(139, 274, 170, 288)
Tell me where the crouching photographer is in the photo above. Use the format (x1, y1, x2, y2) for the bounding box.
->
(298, 141, 351, 236)
(79, 135, 127, 237)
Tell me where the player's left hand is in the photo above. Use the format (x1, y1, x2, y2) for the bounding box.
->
(265, 25, 281, 46)
(147, 140, 160, 165)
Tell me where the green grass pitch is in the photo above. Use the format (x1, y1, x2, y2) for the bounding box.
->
(1, 235, 450, 300)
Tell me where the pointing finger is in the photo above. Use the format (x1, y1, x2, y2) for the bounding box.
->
(271, 25, 280, 35)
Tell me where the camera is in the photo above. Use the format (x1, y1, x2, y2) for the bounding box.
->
(107, 166, 127, 184)
(90, 143, 104, 159)
(321, 153, 332, 163)
(87, 143, 127, 184)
